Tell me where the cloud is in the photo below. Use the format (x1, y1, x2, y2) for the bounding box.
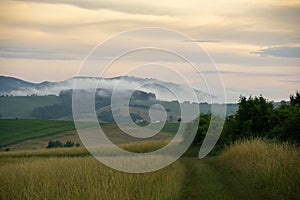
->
(0, 47, 82, 60)
(254, 6, 300, 29)
(201, 70, 291, 77)
(280, 80, 300, 83)
(251, 46, 300, 58)
(15, 0, 179, 16)
(183, 39, 222, 43)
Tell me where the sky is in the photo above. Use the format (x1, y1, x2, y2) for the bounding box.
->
(0, 0, 299, 102)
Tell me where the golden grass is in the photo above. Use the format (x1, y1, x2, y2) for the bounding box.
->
(0, 147, 89, 158)
(0, 156, 185, 200)
(0, 139, 172, 158)
(2, 123, 174, 151)
(119, 139, 170, 153)
(2, 138, 299, 199)
(0, 140, 185, 199)
(219, 139, 300, 199)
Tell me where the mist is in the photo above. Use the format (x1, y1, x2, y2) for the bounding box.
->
(1, 76, 214, 103)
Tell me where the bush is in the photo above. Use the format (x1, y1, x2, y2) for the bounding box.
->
(221, 92, 300, 144)
(46, 140, 62, 148)
(46, 140, 80, 148)
(63, 141, 75, 148)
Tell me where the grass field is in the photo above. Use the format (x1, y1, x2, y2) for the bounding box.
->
(0, 119, 75, 147)
(219, 139, 300, 199)
(0, 119, 179, 149)
(0, 156, 185, 200)
(0, 138, 299, 199)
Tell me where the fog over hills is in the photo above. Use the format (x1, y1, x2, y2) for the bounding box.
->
(0, 76, 214, 103)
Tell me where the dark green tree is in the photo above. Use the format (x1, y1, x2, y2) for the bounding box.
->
(235, 95, 274, 138)
(222, 93, 300, 144)
(270, 94, 300, 143)
(192, 114, 211, 145)
(290, 90, 300, 106)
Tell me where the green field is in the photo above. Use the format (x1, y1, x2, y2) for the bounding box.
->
(0, 119, 179, 149)
(0, 119, 76, 147)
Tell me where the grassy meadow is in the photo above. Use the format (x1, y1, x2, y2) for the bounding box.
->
(0, 156, 185, 200)
(0, 138, 299, 199)
(0, 119, 75, 147)
(0, 117, 299, 199)
(219, 139, 300, 199)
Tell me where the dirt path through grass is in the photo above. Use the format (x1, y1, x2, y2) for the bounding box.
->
(181, 157, 258, 200)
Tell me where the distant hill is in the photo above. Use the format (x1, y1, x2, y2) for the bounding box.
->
(0, 76, 35, 93)
(0, 76, 251, 121)
(0, 75, 213, 103)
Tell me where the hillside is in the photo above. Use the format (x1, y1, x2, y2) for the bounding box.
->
(0, 95, 60, 118)
(0, 95, 239, 120)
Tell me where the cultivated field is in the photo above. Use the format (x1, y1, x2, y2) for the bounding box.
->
(0, 119, 177, 150)
(0, 119, 75, 147)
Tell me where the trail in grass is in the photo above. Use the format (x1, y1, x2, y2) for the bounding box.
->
(181, 157, 258, 200)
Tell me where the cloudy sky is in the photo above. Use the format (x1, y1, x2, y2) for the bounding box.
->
(0, 0, 299, 102)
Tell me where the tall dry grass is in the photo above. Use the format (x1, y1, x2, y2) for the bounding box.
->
(0, 147, 89, 158)
(0, 139, 172, 158)
(0, 156, 185, 200)
(219, 139, 300, 199)
(120, 139, 171, 153)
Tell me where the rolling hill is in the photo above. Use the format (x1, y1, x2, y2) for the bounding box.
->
(0, 75, 212, 102)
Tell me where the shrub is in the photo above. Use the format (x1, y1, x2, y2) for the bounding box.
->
(46, 140, 62, 148)
(63, 141, 75, 148)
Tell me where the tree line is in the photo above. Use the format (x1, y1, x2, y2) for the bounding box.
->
(191, 91, 300, 150)
(46, 140, 80, 148)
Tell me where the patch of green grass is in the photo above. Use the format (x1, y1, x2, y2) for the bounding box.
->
(0, 119, 175, 149)
(161, 123, 180, 134)
(136, 122, 180, 134)
(0, 119, 76, 147)
(181, 158, 232, 200)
